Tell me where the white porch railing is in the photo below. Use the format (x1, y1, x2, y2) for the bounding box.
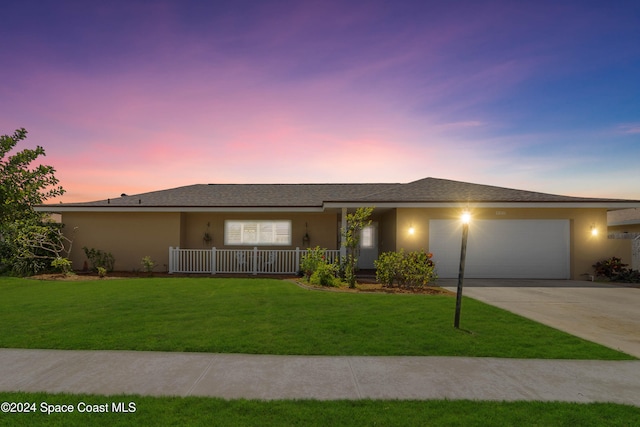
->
(168, 247, 341, 275)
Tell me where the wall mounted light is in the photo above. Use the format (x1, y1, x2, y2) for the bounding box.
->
(408, 226, 415, 235)
(461, 211, 471, 224)
(591, 224, 598, 236)
(302, 222, 311, 246)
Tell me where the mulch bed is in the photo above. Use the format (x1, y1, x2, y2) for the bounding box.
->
(292, 279, 453, 295)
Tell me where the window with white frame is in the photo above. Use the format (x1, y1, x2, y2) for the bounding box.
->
(224, 220, 292, 245)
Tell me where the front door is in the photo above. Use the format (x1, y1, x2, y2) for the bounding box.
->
(357, 223, 378, 269)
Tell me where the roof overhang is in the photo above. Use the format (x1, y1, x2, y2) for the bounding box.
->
(34, 206, 327, 213)
(35, 200, 640, 214)
(323, 201, 640, 209)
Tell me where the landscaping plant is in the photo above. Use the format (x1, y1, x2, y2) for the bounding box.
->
(300, 246, 327, 280)
(593, 257, 640, 283)
(83, 246, 115, 272)
(300, 246, 339, 286)
(51, 257, 73, 275)
(375, 249, 437, 288)
(141, 256, 156, 274)
(341, 207, 373, 288)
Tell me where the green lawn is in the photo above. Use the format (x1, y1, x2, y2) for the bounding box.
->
(0, 276, 632, 359)
(1, 392, 638, 426)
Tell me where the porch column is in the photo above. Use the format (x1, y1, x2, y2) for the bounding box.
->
(340, 207, 347, 260)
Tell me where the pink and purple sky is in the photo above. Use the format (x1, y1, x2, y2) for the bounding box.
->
(2, 0, 639, 203)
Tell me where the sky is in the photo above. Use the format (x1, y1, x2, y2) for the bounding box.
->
(1, 0, 639, 203)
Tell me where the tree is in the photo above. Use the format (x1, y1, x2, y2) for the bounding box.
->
(1, 128, 66, 275)
(1, 128, 64, 223)
(341, 207, 373, 288)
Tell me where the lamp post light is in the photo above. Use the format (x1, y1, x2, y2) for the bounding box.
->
(454, 211, 471, 329)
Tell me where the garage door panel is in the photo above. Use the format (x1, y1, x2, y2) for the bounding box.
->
(429, 220, 569, 279)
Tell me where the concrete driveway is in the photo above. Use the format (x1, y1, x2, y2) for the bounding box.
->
(438, 279, 640, 358)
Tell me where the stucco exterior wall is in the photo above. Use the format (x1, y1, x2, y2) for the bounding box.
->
(59, 206, 632, 279)
(393, 207, 632, 280)
(61, 212, 181, 272)
(377, 209, 397, 253)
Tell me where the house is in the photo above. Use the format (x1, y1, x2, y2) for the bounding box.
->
(36, 177, 640, 279)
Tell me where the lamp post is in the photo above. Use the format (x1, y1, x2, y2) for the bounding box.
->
(454, 211, 471, 329)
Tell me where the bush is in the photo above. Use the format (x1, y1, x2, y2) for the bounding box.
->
(141, 256, 156, 273)
(593, 257, 627, 279)
(593, 257, 640, 283)
(375, 249, 437, 289)
(309, 262, 339, 287)
(83, 247, 115, 272)
(51, 257, 73, 274)
(374, 251, 402, 286)
(300, 246, 339, 286)
(97, 266, 107, 278)
(300, 246, 326, 280)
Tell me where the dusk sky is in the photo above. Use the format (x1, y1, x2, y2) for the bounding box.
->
(2, 0, 639, 203)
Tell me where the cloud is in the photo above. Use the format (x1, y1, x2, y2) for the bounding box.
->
(617, 123, 640, 135)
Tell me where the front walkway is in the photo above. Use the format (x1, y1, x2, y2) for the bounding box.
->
(438, 279, 640, 358)
(1, 349, 639, 405)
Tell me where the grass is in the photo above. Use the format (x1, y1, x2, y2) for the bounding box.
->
(0, 276, 633, 359)
(1, 392, 639, 426)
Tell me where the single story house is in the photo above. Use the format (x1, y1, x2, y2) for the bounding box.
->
(36, 177, 640, 279)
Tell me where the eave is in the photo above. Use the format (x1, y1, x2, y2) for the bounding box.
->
(35, 200, 640, 214)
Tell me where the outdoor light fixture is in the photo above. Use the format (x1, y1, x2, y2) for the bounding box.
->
(408, 226, 415, 235)
(591, 224, 598, 236)
(461, 211, 471, 224)
(454, 211, 471, 329)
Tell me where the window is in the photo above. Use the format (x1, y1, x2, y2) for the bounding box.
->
(224, 220, 292, 246)
(360, 225, 374, 248)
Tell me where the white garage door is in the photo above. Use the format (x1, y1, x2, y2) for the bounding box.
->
(429, 220, 570, 279)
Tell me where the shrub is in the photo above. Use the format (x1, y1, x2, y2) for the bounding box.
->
(97, 266, 107, 278)
(374, 251, 402, 286)
(300, 246, 326, 280)
(141, 256, 156, 273)
(375, 249, 437, 289)
(300, 246, 339, 286)
(593, 257, 627, 279)
(593, 257, 640, 283)
(83, 247, 115, 272)
(309, 262, 339, 287)
(51, 257, 73, 274)
(401, 250, 437, 287)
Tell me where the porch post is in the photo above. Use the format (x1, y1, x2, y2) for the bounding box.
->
(295, 247, 300, 274)
(169, 247, 174, 274)
(340, 207, 347, 261)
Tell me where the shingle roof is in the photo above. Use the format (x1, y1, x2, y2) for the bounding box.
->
(345, 178, 630, 203)
(56, 183, 400, 208)
(45, 177, 639, 209)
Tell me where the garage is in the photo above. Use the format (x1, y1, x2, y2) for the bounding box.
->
(429, 219, 570, 279)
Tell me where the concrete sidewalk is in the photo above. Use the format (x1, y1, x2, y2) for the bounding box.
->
(1, 349, 639, 406)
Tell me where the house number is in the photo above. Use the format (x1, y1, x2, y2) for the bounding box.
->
(495, 211, 506, 216)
